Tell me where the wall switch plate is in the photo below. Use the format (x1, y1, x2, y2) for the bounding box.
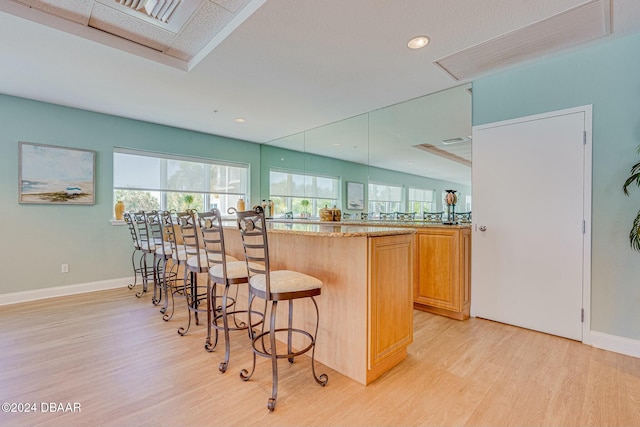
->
(61, 264, 69, 273)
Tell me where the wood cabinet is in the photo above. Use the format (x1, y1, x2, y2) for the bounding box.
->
(413, 227, 471, 320)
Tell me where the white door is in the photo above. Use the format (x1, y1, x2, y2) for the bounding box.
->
(471, 106, 591, 341)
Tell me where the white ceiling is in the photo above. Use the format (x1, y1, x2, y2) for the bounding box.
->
(2, 0, 640, 186)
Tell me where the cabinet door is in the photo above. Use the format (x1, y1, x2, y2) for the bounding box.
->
(414, 229, 460, 312)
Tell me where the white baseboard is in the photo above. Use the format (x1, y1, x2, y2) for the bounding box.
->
(0, 277, 133, 306)
(590, 330, 640, 358)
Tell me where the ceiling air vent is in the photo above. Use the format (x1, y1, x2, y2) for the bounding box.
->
(434, 0, 610, 80)
(116, 0, 182, 23)
(413, 143, 471, 167)
(441, 136, 470, 145)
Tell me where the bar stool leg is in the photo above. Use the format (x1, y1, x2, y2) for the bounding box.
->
(268, 300, 279, 412)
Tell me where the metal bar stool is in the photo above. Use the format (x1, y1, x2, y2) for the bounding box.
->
(148, 210, 178, 314)
(235, 206, 328, 412)
(176, 210, 209, 335)
(123, 211, 155, 298)
(161, 210, 189, 322)
(198, 209, 264, 373)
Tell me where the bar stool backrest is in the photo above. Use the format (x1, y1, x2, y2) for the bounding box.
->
(235, 207, 271, 295)
(161, 211, 179, 255)
(198, 209, 228, 276)
(176, 210, 206, 274)
(423, 211, 444, 222)
(148, 211, 170, 258)
(123, 212, 141, 250)
(134, 211, 153, 251)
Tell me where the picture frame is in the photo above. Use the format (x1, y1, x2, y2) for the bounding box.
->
(18, 141, 96, 205)
(346, 181, 364, 210)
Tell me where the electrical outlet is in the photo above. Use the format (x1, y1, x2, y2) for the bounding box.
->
(61, 264, 69, 273)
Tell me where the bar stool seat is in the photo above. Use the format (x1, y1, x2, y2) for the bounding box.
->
(249, 271, 322, 294)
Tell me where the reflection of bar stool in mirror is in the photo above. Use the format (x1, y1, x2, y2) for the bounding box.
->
(360, 212, 370, 221)
(236, 206, 328, 412)
(379, 212, 394, 220)
(423, 211, 444, 222)
(199, 209, 263, 373)
(284, 211, 293, 219)
(342, 212, 352, 220)
(395, 212, 416, 221)
(455, 212, 472, 223)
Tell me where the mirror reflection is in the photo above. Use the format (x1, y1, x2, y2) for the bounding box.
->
(262, 84, 472, 220)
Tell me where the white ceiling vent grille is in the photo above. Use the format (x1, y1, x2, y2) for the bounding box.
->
(117, 0, 182, 23)
(434, 0, 610, 81)
(413, 143, 472, 167)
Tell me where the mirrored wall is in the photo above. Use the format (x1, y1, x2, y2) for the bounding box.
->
(261, 84, 472, 219)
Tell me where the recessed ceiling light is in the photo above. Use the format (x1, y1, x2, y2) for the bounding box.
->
(407, 36, 430, 49)
(234, 118, 246, 123)
(333, 143, 341, 147)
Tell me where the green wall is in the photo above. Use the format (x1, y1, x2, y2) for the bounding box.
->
(0, 94, 261, 294)
(0, 93, 467, 296)
(472, 32, 640, 339)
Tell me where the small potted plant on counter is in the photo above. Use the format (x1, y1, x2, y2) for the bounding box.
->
(300, 199, 310, 218)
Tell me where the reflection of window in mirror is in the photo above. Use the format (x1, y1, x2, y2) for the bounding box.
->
(269, 169, 339, 218)
(465, 195, 472, 212)
(368, 182, 402, 217)
(409, 187, 434, 214)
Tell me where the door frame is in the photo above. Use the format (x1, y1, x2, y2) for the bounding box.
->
(471, 105, 592, 344)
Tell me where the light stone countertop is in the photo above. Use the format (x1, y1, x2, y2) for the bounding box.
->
(265, 222, 416, 237)
(267, 218, 472, 230)
(222, 219, 416, 237)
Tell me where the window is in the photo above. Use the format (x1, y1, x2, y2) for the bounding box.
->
(368, 182, 402, 216)
(113, 148, 249, 216)
(409, 187, 435, 214)
(269, 169, 339, 218)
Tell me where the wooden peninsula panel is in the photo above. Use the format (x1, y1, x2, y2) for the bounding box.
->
(223, 223, 414, 385)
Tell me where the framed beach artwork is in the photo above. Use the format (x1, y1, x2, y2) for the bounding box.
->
(346, 181, 364, 210)
(18, 142, 96, 205)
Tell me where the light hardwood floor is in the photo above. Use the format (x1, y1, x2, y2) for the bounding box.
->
(1, 286, 639, 427)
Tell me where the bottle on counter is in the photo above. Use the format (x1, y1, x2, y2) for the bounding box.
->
(268, 200, 274, 218)
(236, 197, 245, 212)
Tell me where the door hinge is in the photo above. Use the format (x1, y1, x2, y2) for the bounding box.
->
(583, 130, 587, 145)
(581, 308, 584, 322)
(582, 220, 586, 234)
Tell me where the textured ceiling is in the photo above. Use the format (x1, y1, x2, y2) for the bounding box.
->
(1, 0, 640, 186)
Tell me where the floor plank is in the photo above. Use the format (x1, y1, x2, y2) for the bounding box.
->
(1, 287, 639, 426)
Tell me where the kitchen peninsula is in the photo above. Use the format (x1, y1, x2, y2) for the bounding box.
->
(223, 222, 415, 385)
(268, 218, 472, 321)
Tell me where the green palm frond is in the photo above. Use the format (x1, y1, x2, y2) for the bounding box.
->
(622, 162, 640, 195)
(624, 146, 640, 251)
(631, 211, 640, 251)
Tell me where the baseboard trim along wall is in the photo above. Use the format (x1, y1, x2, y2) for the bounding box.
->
(590, 331, 640, 359)
(0, 277, 132, 306)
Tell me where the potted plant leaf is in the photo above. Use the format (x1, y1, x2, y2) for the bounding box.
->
(623, 146, 640, 251)
(300, 199, 310, 218)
